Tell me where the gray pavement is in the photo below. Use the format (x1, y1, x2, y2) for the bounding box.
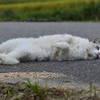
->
(0, 22, 100, 85)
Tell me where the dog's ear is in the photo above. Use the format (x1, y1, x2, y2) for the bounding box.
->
(93, 38, 99, 43)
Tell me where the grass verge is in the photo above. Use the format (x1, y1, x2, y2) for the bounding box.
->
(0, 0, 99, 21)
(0, 78, 100, 100)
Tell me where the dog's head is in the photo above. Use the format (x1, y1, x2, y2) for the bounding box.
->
(86, 38, 100, 59)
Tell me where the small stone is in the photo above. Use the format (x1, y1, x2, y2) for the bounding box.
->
(4, 75, 8, 77)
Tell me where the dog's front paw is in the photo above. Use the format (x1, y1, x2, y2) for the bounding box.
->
(55, 42, 69, 49)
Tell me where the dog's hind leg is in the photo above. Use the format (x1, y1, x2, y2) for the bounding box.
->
(0, 53, 19, 65)
(0, 47, 32, 65)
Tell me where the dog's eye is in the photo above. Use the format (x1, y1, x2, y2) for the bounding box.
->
(96, 46, 99, 50)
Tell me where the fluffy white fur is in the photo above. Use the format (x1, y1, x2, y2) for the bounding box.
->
(0, 34, 100, 65)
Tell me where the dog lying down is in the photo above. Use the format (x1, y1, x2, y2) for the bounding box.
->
(0, 34, 100, 65)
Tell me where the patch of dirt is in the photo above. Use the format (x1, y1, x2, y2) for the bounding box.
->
(0, 72, 66, 81)
(0, 82, 100, 100)
(0, 72, 100, 100)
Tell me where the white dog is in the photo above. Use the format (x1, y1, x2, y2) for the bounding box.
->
(0, 34, 100, 65)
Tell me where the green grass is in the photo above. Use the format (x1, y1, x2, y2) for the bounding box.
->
(64, 92, 68, 100)
(0, 0, 99, 21)
(0, 0, 98, 4)
(0, 0, 61, 4)
(90, 82, 92, 96)
(3, 88, 13, 100)
(3, 79, 99, 100)
(0, 0, 98, 12)
(94, 87, 97, 97)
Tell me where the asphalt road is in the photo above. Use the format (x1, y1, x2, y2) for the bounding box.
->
(0, 22, 100, 85)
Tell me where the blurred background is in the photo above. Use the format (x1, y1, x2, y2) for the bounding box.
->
(0, 0, 99, 21)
